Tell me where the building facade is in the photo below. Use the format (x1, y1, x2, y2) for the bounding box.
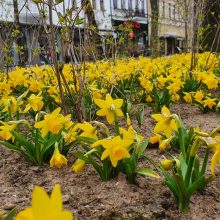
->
(147, 0, 192, 55)
(0, 0, 193, 67)
(92, 0, 148, 56)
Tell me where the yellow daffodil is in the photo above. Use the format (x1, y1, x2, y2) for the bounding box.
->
(24, 94, 44, 113)
(171, 93, 180, 102)
(50, 144, 68, 168)
(203, 75, 219, 89)
(160, 159, 174, 170)
(119, 126, 143, 143)
(76, 122, 98, 140)
(183, 92, 192, 104)
(1, 96, 23, 114)
(167, 81, 183, 94)
(62, 126, 78, 144)
(34, 108, 65, 137)
(92, 90, 102, 99)
(0, 82, 11, 95)
(203, 98, 217, 109)
(202, 136, 220, 176)
(146, 95, 153, 103)
(72, 159, 86, 173)
(159, 136, 173, 150)
(94, 94, 123, 124)
(29, 80, 44, 93)
(139, 77, 153, 92)
(151, 106, 177, 138)
(15, 184, 73, 220)
(91, 136, 133, 167)
(0, 123, 16, 141)
(194, 90, 204, 102)
(211, 147, 220, 176)
(149, 134, 162, 144)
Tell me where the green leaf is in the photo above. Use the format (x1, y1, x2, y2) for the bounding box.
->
(179, 155, 188, 178)
(74, 152, 90, 163)
(136, 167, 160, 178)
(75, 18, 84, 25)
(193, 155, 200, 179)
(188, 175, 207, 195)
(77, 136, 96, 144)
(10, 131, 35, 156)
(40, 133, 62, 157)
(136, 140, 148, 158)
(0, 141, 20, 152)
(87, 154, 105, 180)
(136, 105, 145, 127)
(4, 208, 17, 220)
(165, 179, 179, 199)
(174, 174, 188, 198)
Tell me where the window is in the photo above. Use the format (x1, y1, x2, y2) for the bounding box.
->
(169, 3, 171, 19)
(72, 0, 77, 9)
(121, 0, 125, 9)
(141, 0, 144, 14)
(113, 0, 117, 9)
(162, 1, 165, 17)
(135, 0, 139, 12)
(128, 0, 132, 10)
(178, 7, 181, 20)
(100, 0, 104, 11)
(92, 0, 96, 10)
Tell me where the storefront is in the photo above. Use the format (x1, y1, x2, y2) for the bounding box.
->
(160, 34, 184, 55)
(112, 19, 148, 56)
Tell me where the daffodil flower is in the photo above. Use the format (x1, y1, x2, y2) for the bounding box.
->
(50, 144, 68, 168)
(119, 126, 143, 143)
(72, 159, 86, 173)
(15, 184, 73, 220)
(0, 123, 16, 141)
(91, 136, 133, 167)
(62, 126, 78, 144)
(151, 106, 177, 138)
(1, 96, 23, 114)
(183, 92, 192, 104)
(149, 134, 162, 144)
(94, 94, 123, 124)
(76, 122, 98, 140)
(23, 94, 44, 113)
(194, 90, 204, 102)
(202, 136, 220, 176)
(34, 108, 65, 137)
(203, 98, 217, 109)
(160, 159, 174, 170)
(159, 136, 174, 150)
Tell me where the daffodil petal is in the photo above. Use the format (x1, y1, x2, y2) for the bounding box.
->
(32, 186, 50, 220)
(106, 111, 115, 124)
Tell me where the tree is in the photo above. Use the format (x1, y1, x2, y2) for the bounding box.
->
(202, 0, 220, 53)
(150, 0, 159, 57)
(13, 0, 25, 66)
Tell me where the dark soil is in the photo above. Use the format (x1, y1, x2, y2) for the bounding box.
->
(0, 104, 220, 220)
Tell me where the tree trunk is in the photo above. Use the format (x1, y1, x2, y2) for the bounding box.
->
(84, 0, 104, 59)
(13, 0, 25, 67)
(48, 0, 68, 115)
(150, 0, 159, 57)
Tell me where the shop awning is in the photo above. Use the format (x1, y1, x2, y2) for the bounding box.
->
(160, 33, 184, 40)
